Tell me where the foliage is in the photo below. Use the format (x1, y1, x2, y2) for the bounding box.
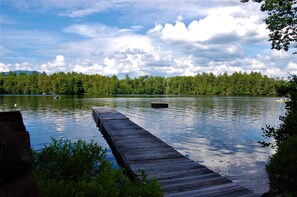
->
(266, 135, 297, 196)
(33, 138, 163, 197)
(241, 1, 296, 195)
(260, 75, 297, 148)
(258, 75, 297, 195)
(0, 71, 282, 96)
(241, 0, 297, 53)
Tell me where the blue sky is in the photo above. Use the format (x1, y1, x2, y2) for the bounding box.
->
(1, 0, 296, 78)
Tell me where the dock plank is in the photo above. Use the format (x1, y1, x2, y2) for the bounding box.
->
(92, 107, 259, 196)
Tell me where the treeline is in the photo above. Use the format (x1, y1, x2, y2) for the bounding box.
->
(0, 71, 285, 96)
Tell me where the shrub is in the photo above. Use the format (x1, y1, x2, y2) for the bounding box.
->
(266, 135, 297, 196)
(260, 75, 297, 195)
(33, 138, 163, 197)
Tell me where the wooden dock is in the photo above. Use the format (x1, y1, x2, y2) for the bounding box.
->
(92, 107, 259, 197)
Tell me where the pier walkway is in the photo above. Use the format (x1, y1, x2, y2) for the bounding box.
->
(92, 107, 259, 197)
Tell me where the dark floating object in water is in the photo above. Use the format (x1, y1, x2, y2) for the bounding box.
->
(54, 95, 61, 100)
(151, 102, 168, 108)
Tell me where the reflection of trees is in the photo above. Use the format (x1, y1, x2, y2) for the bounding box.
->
(1, 95, 90, 111)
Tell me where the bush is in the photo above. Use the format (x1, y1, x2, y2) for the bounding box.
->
(33, 138, 163, 197)
(260, 75, 297, 196)
(266, 135, 297, 196)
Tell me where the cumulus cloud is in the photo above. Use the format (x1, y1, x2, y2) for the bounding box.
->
(146, 11, 271, 68)
(72, 59, 105, 74)
(2, 0, 297, 79)
(0, 62, 36, 72)
(0, 63, 11, 72)
(149, 15, 268, 44)
(1, 50, 297, 79)
(286, 62, 297, 75)
(40, 55, 66, 74)
(61, 23, 153, 58)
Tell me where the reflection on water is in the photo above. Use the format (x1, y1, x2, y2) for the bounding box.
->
(0, 95, 285, 194)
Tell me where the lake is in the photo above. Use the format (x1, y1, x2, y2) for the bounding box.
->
(0, 95, 285, 194)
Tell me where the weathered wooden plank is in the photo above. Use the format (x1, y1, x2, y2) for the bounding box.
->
(123, 145, 180, 155)
(105, 126, 148, 132)
(146, 166, 214, 180)
(118, 142, 171, 151)
(102, 120, 141, 129)
(131, 161, 203, 175)
(112, 139, 168, 149)
(130, 158, 195, 170)
(239, 193, 261, 197)
(127, 156, 192, 166)
(121, 148, 182, 159)
(91, 107, 259, 197)
(92, 107, 128, 120)
(124, 151, 183, 161)
(161, 176, 232, 191)
(220, 189, 256, 197)
(158, 172, 221, 185)
(166, 182, 247, 197)
(112, 137, 168, 147)
(109, 132, 148, 138)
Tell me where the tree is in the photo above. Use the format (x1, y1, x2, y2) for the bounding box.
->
(260, 75, 297, 148)
(260, 75, 297, 195)
(241, 0, 297, 53)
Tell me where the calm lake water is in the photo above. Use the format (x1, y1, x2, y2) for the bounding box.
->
(0, 95, 285, 194)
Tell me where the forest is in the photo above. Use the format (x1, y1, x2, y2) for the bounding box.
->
(0, 71, 285, 96)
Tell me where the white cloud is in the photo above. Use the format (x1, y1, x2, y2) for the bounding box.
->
(287, 62, 297, 69)
(1, 49, 297, 79)
(2, 0, 297, 79)
(286, 62, 297, 75)
(9, 0, 264, 22)
(272, 50, 292, 59)
(265, 67, 283, 77)
(61, 24, 153, 57)
(0, 62, 36, 72)
(40, 55, 66, 73)
(149, 15, 268, 44)
(176, 15, 183, 22)
(63, 24, 120, 38)
(11, 0, 114, 16)
(72, 60, 105, 74)
(0, 63, 9, 72)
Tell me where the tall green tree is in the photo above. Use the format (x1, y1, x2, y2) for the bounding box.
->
(242, 1, 297, 195)
(261, 76, 297, 196)
(261, 75, 297, 148)
(0, 71, 283, 96)
(241, 0, 297, 53)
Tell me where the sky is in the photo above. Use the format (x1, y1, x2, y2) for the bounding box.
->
(0, 0, 296, 78)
